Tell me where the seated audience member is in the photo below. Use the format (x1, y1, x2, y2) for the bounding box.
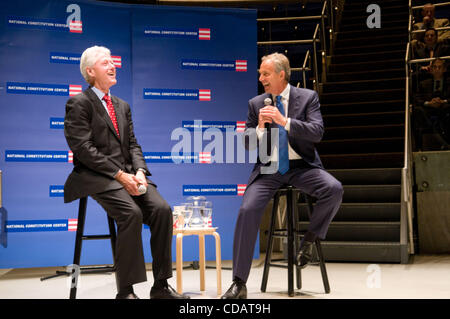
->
(412, 3, 450, 44)
(413, 58, 450, 150)
(413, 28, 450, 73)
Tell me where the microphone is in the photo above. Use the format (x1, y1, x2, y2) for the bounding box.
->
(138, 184, 147, 194)
(263, 97, 272, 157)
(263, 97, 272, 131)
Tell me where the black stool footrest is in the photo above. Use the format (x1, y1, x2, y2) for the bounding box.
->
(82, 234, 113, 240)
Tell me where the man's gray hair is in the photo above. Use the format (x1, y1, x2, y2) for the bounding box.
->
(261, 52, 291, 82)
(80, 46, 111, 84)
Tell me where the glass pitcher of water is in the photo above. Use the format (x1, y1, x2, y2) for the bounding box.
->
(186, 196, 208, 228)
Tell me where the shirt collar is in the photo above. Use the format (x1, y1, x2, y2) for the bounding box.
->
(272, 83, 290, 102)
(91, 86, 110, 101)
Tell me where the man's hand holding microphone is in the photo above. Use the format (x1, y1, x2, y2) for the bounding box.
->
(115, 169, 148, 196)
(259, 97, 287, 128)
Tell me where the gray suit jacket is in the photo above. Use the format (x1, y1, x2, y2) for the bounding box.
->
(244, 85, 324, 186)
(63, 87, 152, 203)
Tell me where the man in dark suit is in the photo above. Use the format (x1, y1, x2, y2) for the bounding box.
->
(413, 58, 450, 150)
(64, 46, 187, 299)
(221, 53, 343, 299)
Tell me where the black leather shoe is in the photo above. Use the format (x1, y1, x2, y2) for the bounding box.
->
(296, 240, 314, 269)
(221, 280, 247, 299)
(115, 293, 140, 299)
(150, 284, 190, 299)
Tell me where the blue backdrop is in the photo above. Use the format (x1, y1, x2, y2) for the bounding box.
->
(0, 0, 257, 268)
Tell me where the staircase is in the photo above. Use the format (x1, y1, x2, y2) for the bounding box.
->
(302, 0, 409, 263)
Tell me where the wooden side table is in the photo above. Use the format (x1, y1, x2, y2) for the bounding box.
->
(173, 227, 222, 296)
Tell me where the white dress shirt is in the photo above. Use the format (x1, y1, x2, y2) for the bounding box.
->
(256, 84, 302, 161)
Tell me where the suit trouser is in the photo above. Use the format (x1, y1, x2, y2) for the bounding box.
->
(232, 167, 343, 282)
(92, 184, 173, 289)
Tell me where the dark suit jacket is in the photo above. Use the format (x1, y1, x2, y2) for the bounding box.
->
(64, 87, 152, 203)
(415, 76, 450, 109)
(244, 85, 324, 186)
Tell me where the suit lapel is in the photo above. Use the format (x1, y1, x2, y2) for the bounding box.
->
(85, 88, 121, 142)
(287, 84, 299, 118)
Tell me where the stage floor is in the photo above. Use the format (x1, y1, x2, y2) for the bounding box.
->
(0, 254, 449, 299)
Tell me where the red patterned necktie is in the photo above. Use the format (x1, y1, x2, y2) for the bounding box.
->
(102, 94, 120, 137)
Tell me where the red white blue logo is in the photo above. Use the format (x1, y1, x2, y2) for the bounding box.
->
(236, 121, 246, 132)
(69, 20, 82, 33)
(69, 85, 82, 96)
(144, 27, 211, 40)
(235, 60, 248, 72)
(112, 56, 122, 68)
(198, 28, 211, 40)
(183, 184, 247, 196)
(181, 59, 247, 72)
(143, 88, 211, 101)
(7, 82, 82, 96)
(199, 89, 211, 101)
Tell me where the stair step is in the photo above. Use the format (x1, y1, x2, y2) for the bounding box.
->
(342, 184, 401, 203)
(321, 152, 403, 169)
(326, 68, 404, 82)
(322, 78, 404, 93)
(343, 0, 406, 10)
(333, 41, 406, 55)
(321, 87, 404, 103)
(322, 111, 404, 127)
(336, 33, 407, 47)
(321, 100, 404, 115)
(329, 59, 404, 73)
(331, 50, 405, 64)
(339, 19, 408, 32)
(340, 12, 408, 26)
(320, 241, 404, 263)
(299, 202, 401, 221)
(299, 221, 400, 241)
(323, 123, 404, 140)
(318, 136, 404, 154)
(343, 4, 408, 17)
(336, 26, 407, 41)
(327, 168, 402, 185)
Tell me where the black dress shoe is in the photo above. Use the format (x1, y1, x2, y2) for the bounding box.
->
(150, 284, 190, 299)
(115, 293, 140, 299)
(296, 240, 314, 269)
(221, 280, 247, 299)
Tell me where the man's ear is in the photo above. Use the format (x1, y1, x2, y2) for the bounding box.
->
(86, 67, 95, 78)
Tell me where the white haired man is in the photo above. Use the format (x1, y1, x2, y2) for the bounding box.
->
(64, 46, 187, 299)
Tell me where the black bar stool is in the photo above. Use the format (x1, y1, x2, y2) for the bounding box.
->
(261, 186, 330, 296)
(69, 197, 118, 299)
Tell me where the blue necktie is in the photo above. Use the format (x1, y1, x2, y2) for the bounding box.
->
(276, 95, 289, 174)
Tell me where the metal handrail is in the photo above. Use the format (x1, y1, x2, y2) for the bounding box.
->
(320, 0, 327, 54)
(312, 23, 320, 91)
(257, 38, 319, 45)
(257, 15, 326, 22)
(257, 0, 332, 92)
(409, 55, 450, 64)
(411, 25, 450, 34)
(403, 39, 415, 256)
(412, 1, 450, 10)
(302, 50, 311, 88)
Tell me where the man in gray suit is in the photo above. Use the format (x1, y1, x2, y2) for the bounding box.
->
(221, 53, 343, 299)
(64, 46, 187, 299)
